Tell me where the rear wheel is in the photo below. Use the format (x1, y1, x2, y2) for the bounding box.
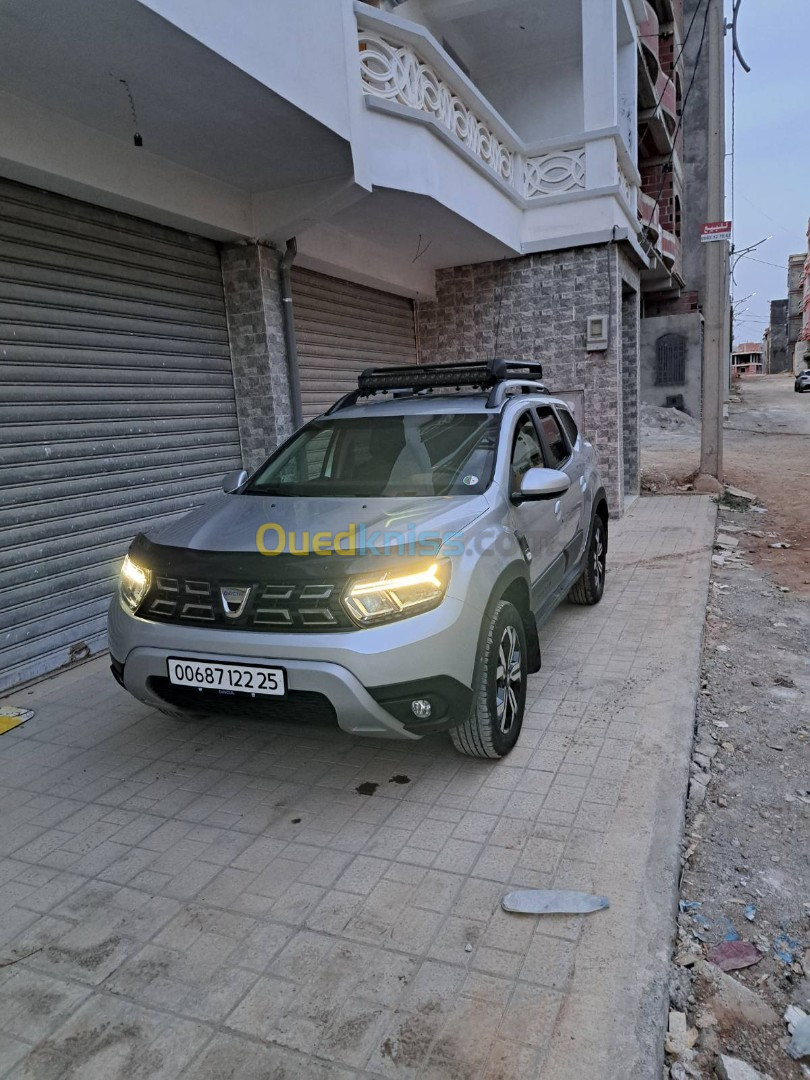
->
(568, 515, 607, 605)
(450, 600, 527, 759)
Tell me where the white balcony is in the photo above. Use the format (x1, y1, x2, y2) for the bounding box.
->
(357, 25, 588, 204)
(350, 3, 644, 265)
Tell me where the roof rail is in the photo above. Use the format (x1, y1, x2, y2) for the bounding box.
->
(486, 378, 548, 409)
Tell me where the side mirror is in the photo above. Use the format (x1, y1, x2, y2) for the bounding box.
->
(222, 469, 248, 494)
(516, 467, 571, 502)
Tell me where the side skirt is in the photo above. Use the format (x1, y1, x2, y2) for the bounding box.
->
(532, 554, 586, 628)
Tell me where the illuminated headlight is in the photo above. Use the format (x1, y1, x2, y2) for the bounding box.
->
(120, 554, 150, 612)
(342, 559, 450, 627)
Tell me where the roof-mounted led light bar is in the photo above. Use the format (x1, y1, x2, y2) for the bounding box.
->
(324, 359, 546, 415)
(357, 359, 543, 394)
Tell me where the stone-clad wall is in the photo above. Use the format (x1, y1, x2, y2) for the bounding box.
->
(416, 244, 640, 513)
(220, 242, 294, 472)
(622, 282, 640, 498)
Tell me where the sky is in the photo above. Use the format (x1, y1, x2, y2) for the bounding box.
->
(725, 0, 809, 346)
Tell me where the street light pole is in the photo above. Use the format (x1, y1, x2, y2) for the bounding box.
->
(698, 0, 728, 484)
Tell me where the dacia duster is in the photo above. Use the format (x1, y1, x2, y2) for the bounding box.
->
(109, 360, 608, 758)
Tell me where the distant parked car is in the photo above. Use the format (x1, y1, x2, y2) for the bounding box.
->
(795, 370, 810, 393)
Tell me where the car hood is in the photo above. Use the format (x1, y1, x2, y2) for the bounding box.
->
(144, 493, 491, 555)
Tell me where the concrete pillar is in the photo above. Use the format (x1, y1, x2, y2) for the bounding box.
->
(582, 0, 618, 131)
(220, 242, 294, 472)
(582, 0, 620, 192)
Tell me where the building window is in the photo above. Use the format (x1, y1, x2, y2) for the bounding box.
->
(655, 333, 687, 385)
(674, 195, 682, 240)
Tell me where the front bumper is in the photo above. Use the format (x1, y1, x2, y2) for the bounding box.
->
(108, 593, 480, 740)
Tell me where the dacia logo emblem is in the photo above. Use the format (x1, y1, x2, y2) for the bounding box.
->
(220, 585, 251, 619)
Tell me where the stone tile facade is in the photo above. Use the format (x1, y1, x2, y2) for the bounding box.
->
(220, 243, 294, 472)
(621, 284, 640, 499)
(416, 244, 641, 513)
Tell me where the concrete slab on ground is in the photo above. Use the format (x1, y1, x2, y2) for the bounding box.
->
(0, 495, 716, 1079)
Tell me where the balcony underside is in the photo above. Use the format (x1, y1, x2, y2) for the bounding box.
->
(296, 187, 516, 299)
(0, 0, 354, 238)
(0, 0, 650, 295)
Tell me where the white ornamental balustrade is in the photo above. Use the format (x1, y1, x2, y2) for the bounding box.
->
(523, 149, 586, 199)
(356, 28, 631, 205)
(358, 30, 514, 185)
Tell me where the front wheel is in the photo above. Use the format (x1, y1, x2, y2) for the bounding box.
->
(450, 600, 527, 759)
(568, 515, 607, 605)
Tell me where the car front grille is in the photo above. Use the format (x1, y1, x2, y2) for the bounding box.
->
(148, 677, 338, 723)
(140, 576, 354, 632)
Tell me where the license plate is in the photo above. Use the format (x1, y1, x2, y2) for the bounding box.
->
(167, 658, 285, 696)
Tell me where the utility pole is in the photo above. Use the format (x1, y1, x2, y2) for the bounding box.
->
(698, 0, 727, 484)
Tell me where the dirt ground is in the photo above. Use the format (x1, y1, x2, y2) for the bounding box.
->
(642, 376, 810, 1079)
(642, 375, 810, 596)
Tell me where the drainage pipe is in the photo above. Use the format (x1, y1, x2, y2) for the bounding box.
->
(278, 237, 303, 430)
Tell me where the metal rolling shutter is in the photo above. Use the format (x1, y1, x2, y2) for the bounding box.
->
(292, 267, 417, 420)
(0, 179, 242, 692)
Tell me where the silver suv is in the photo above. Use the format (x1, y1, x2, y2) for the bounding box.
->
(108, 361, 608, 759)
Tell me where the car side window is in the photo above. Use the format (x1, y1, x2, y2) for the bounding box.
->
(536, 407, 569, 469)
(556, 407, 579, 449)
(510, 412, 545, 485)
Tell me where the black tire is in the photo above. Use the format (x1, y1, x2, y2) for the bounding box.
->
(450, 600, 527, 759)
(568, 515, 607, 606)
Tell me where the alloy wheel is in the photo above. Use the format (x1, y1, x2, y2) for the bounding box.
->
(593, 525, 606, 592)
(495, 624, 522, 734)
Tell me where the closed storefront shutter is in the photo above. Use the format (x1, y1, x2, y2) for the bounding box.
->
(292, 267, 417, 420)
(0, 179, 242, 691)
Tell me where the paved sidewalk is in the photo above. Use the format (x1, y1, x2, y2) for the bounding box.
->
(0, 495, 716, 1080)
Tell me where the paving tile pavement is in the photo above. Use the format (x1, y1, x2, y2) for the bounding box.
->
(0, 495, 716, 1079)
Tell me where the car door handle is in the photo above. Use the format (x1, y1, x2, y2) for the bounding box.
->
(554, 500, 562, 516)
(579, 475, 587, 491)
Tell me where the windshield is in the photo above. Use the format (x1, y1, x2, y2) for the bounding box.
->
(245, 413, 499, 498)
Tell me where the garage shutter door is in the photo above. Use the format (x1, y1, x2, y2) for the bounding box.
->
(0, 179, 242, 692)
(292, 267, 417, 420)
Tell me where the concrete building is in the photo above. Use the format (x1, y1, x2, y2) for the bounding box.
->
(638, 0, 719, 420)
(765, 298, 790, 374)
(730, 341, 763, 377)
(0, 0, 664, 690)
(787, 223, 810, 374)
(787, 250, 807, 373)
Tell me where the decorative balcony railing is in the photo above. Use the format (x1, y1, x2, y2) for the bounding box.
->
(358, 31, 516, 185)
(523, 150, 586, 198)
(358, 29, 590, 202)
(355, 14, 641, 220)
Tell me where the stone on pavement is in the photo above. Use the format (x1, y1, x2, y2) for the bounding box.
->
(696, 961, 780, 1028)
(694, 474, 725, 494)
(715, 1053, 773, 1080)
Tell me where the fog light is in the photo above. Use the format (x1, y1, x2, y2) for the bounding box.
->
(411, 699, 432, 719)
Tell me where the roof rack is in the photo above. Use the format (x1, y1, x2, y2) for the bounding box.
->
(325, 359, 546, 414)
